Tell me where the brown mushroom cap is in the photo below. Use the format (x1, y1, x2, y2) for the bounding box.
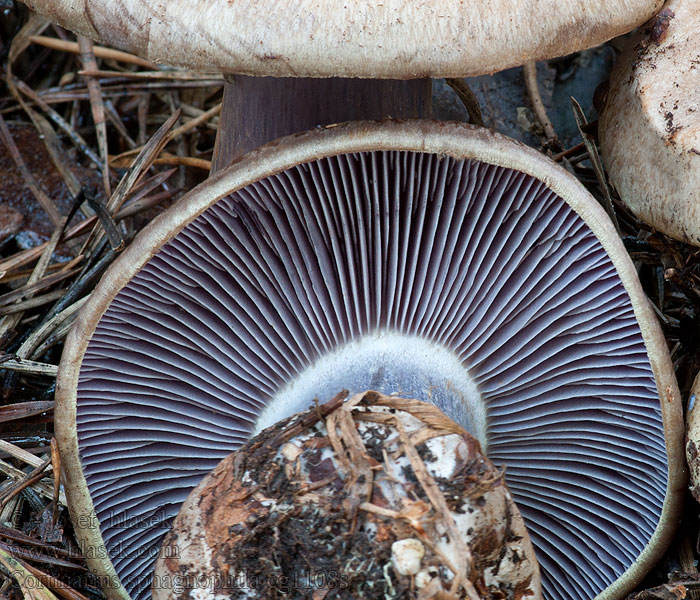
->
(152, 391, 542, 600)
(22, 0, 662, 78)
(599, 0, 700, 245)
(55, 120, 684, 600)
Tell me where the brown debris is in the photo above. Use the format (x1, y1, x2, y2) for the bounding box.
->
(0, 123, 89, 246)
(649, 8, 676, 45)
(154, 392, 541, 600)
(627, 583, 686, 600)
(0, 206, 23, 249)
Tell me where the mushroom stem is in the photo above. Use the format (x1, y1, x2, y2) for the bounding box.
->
(210, 76, 432, 172)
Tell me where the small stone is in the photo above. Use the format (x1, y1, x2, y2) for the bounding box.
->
(415, 568, 434, 589)
(391, 538, 425, 576)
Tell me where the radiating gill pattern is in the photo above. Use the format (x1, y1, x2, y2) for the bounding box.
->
(77, 151, 666, 600)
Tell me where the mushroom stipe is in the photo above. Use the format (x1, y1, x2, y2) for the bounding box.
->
(54, 120, 684, 600)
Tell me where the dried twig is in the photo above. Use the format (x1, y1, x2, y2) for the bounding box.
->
(570, 96, 621, 234)
(16, 297, 88, 360)
(103, 108, 181, 218)
(50, 439, 61, 525)
(0, 215, 70, 347)
(0, 459, 59, 504)
(523, 61, 559, 147)
(0, 458, 51, 509)
(6, 15, 84, 199)
(0, 172, 175, 279)
(0, 402, 54, 423)
(78, 36, 111, 197)
(78, 69, 223, 81)
(28, 35, 157, 69)
(0, 548, 61, 600)
(0, 357, 58, 378)
(446, 78, 484, 127)
(22, 562, 91, 600)
(0, 268, 80, 308)
(110, 101, 221, 164)
(13, 77, 103, 168)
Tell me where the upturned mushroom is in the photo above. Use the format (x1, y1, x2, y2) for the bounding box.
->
(599, 0, 700, 245)
(20, 0, 664, 167)
(152, 391, 542, 600)
(55, 120, 684, 600)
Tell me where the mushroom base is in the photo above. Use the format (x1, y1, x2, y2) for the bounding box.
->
(153, 392, 541, 600)
(256, 332, 486, 446)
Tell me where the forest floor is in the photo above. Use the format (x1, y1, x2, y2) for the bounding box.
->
(0, 4, 698, 600)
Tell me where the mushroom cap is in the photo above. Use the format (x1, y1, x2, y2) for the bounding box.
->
(152, 391, 542, 600)
(599, 0, 700, 246)
(55, 120, 684, 600)
(23, 0, 662, 78)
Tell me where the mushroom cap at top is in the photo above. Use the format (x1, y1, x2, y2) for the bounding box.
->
(599, 0, 700, 246)
(55, 121, 684, 600)
(22, 0, 662, 78)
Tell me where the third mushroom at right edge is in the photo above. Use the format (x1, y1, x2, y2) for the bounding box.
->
(599, 0, 700, 245)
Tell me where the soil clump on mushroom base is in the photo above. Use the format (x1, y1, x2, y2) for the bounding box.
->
(154, 391, 540, 600)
